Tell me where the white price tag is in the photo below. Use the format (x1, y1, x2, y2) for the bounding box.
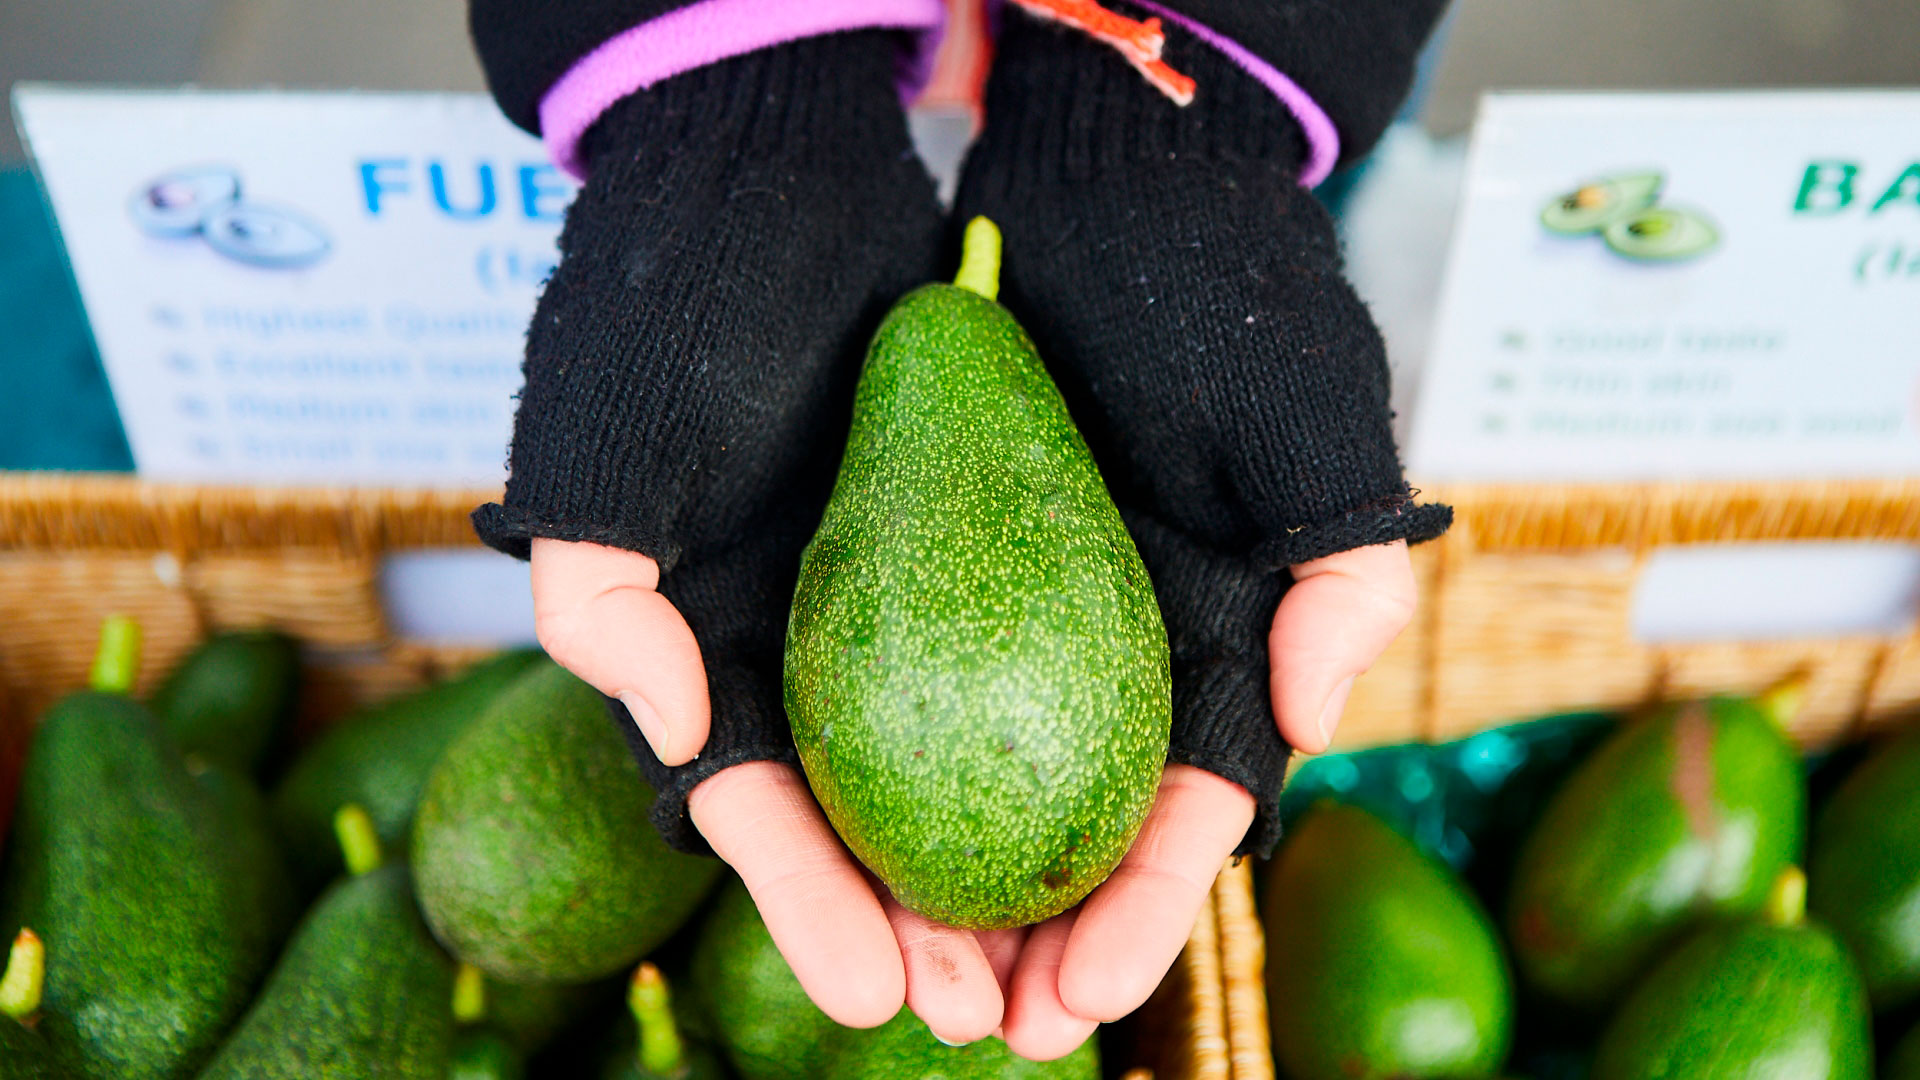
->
(12, 86, 576, 485)
(1409, 91, 1920, 482)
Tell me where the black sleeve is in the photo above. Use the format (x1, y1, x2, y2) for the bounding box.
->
(952, 0, 1451, 856)
(470, 29, 947, 853)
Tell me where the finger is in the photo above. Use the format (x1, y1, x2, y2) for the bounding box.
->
(690, 762, 905, 1027)
(976, 927, 1028, 1003)
(1057, 765, 1254, 1022)
(1001, 908, 1099, 1061)
(876, 888, 1005, 1044)
(530, 538, 710, 764)
(1269, 540, 1416, 753)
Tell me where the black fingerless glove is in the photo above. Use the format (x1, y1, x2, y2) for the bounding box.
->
(472, 32, 946, 852)
(952, 2, 1452, 857)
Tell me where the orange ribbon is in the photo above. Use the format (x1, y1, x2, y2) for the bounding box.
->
(1008, 0, 1196, 105)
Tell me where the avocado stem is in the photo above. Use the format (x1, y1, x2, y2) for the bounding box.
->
(0, 929, 44, 1021)
(88, 615, 141, 695)
(953, 217, 1002, 302)
(630, 962, 687, 1076)
(333, 804, 382, 876)
(1757, 672, 1809, 729)
(1764, 866, 1807, 928)
(452, 962, 487, 1026)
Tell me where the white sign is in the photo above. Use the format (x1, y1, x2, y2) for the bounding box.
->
(12, 86, 575, 484)
(1408, 91, 1920, 482)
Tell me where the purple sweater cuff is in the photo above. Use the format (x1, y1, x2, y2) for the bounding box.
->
(540, 0, 947, 179)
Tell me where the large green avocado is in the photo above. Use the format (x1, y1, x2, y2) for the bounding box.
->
(0, 620, 295, 1079)
(1592, 869, 1869, 1080)
(1263, 802, 1513, 1080)
(1504, 693, 1804, 1008)
(784, 217, 1170, 930)
(413, 660, 721, 983)
(148, 629, 300, 777)
(271, 648, 545, 891)
(688, 877, 837, 1080)
(199, 809, 456, 1080)
(1809, 726, 1920, 1012)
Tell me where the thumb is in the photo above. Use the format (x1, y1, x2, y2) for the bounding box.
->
(530, 538, 710, 765)
(1268, 540, 1416, 754)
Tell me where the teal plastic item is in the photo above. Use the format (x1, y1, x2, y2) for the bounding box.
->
(0, 168, 133, 471)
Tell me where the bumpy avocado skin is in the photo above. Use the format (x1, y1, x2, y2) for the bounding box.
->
(689, 877, 836, 1080)
(1503, 697, 1804, 1008)
(824, 1009, 1098, 1080)
(271, 649, 546, 892)
(198, 866, 456, 1079)
(0, 692, 295, 1080)
(1810, 727, 1920, 1012)
(1264, 802, 1513, 1080)
(785, 282, 1171, 930)
(149, 629, 300, 777)
(1592, 918, 1870, 1080)
(413, 661, 720, 983)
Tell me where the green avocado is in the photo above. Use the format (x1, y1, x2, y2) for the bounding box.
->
(1592, 869, 1870, 1080)
(1886, 1022, 1920, 1080)
(1504, 693, 1804, 1008)
(270, 648, 544, 891)
(1809, 726, 1920, 1012)
(148, 629, 299, 777)
(784, 217, 1170, 930)
(198, 810, 456, 1080)
(1541, 171, 1664, 234)
(450, 1029, 525, 1080)
(0, 1017, 72, 1080)
(1263, 801, 1513, 1080)
(0, 619, 295, 1079)
(413, 660, 721, 983)
(1603, 206, 1718, 261)
(823, 1010, 1098, 1080)
(688, 877, 837, 1080)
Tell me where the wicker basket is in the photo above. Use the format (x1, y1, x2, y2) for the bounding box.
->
(0, 470, 1236, 1080)
(1340, 478, 1920, 752)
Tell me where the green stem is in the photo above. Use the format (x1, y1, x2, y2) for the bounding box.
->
(1764, 866, 1807, 928)
(88, 616, 141, 695)
(452, 963, 487, 1026)
(1757, 673, 1809, 729)
(630, 962, 686, 1077)
(333, 804, 382, 876)
(0, 929, 45, 1021)
(953, 217, 1002, 302)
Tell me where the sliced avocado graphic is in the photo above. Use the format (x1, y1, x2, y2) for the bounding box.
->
(1541, 172, 1664, 235)
(1604, 206, 1719, 262)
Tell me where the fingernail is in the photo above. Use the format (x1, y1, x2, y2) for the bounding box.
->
(618, 692, 671, 762)
(1316, 676, 1356, 750)
(932, 1029, 971, 1048)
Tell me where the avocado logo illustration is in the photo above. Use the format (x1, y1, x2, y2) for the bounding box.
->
(130, 164, 331, 270)
(1542, 170, 1718, 263)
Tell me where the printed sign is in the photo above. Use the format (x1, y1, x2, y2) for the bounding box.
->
(1408, 91, 1920, 482)
(12, 87, 575, 484)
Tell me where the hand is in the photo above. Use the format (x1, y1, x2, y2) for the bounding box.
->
(532, 535, 1417, 1051)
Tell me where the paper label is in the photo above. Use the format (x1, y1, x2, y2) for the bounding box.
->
(12, 86, 574, 485)
(1408, 91, 1920, 482)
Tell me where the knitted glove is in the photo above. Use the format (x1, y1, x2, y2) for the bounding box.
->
(953, 1, 1452, 857)
(471, 31, 946, 852)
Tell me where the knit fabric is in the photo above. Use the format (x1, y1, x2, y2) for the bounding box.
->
(471, 31, 947, 851)
(952, 6, 1451, 855)
(537, 0, 947, 179)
